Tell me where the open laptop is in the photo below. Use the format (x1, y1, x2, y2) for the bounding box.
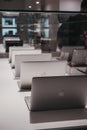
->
(61, 46, 84, 55)
(71, 49, 87, 65)
(20, 61, 66, 89)
(25, 75, 87, 111)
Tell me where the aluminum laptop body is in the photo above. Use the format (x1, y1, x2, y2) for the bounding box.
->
(25, 75, 87, 111)
(61, 46, 84, 54)
(72, 49, 87, 65)
(20, 60, 66, 89)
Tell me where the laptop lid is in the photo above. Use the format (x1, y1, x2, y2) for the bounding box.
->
(20, 61, 66, 89)
(25, 75, 87, 111)
(72, 49, 87, 65)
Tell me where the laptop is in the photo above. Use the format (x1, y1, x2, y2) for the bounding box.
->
(20, 60, 66, 89)
(61, 46, 84, 54)
(71, 49, 87, 65)
(25, 75, 87, 111)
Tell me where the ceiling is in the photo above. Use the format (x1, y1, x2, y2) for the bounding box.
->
(0, 0, 81, 11)
(0, 0, 59, 10)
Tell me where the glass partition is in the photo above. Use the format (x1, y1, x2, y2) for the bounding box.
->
(0, 10, 87, 53)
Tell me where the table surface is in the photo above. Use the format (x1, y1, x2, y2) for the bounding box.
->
(0, 58, 87, 130)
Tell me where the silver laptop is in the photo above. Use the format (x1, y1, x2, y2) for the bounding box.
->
(20, 61, 66, 89)
(61, 46, 84, 54)
(72, 49, 87, 65)
(25, 75, 87, 111)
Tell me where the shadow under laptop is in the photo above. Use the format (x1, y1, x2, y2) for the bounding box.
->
(39, 126, 87, 130)
(29, 108, 87, 124)
(17, 81, 31, 92)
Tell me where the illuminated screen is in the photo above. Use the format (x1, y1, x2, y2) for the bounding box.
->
(2, 17, 17, 27)
(2, 29, 17, 36)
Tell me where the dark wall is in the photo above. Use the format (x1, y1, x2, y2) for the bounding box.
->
(0, 0, 25, 10)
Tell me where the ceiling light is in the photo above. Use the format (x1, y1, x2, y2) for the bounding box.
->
(28, 5, 32, 8)
(36, 1, 39, 4)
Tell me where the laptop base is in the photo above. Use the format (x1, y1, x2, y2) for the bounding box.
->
(25, 96, 31, 110)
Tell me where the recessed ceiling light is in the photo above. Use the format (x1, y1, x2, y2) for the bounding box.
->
(28, 5, 32, 8)
(36, 1, 39, 4)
